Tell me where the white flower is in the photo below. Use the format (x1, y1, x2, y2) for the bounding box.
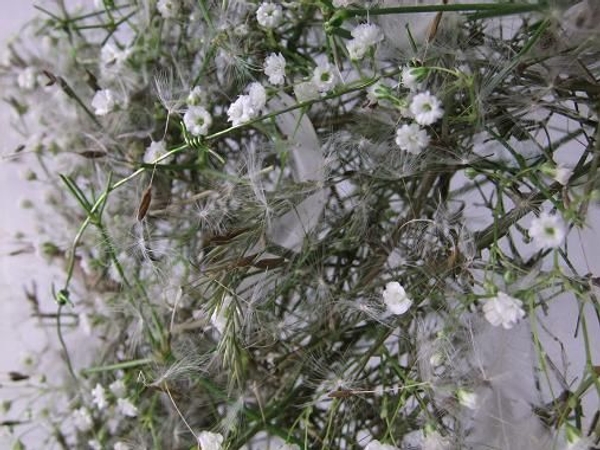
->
(144, 140, 167, 164)
(88, 440, 102, 450)
(184, 106, 212, 136)
(382, 281, 413, 315)
(294, 80, 319, 102)
(91, 383, 108, 411)
(100, 43, 130, 77)
(409, 91, 444, 125)
(197, 430, 224, 450)
(456, 389, 478, 410)
(333, 0, 353, 6)
(157, 0, 180, 18)
(365, 439, 398, 450)
(554, 165, 573, 186)
(402, 66, 424, 91)
(347, 23, 383, 59)
(187, 86, 207, 106)
(264, 52, 286, 85)
(227, 95, 257, 127)
(529, 211, 566, 250)
(256, 3, 283, 29)
(248, 82, 267, 111)
(109, 379, 127, 398)
(73, 407, 93, 432)
(312, 61, 337, 93)
(395, 123, 430, 154)
(483, 291, 526, 329)
(116, 398, 138, 417)
(92, 89, 118, 116)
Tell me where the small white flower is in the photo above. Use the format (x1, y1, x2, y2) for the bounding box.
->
(382, 281, 413, 315)
(184, 106, 212, 136)
(116, 398, 138, 417)
(347, 23, 383, 59)
(312, 61, 337, 93)
(554, 165, 573, 186)
(256, 3, 283, 29)
(187, 86, 207, 106)
(483, 291, 526, 329)
(294, 80, 320, 102)
(248, 82, 267, 111)
(91, 383, 108, 411)
(197, 430, 224, 450)
(157, 0, 180, 18)
(109, 379, 127, 398)
(347, 39, 369, 60)
(365, 439, 398, 450)
(73, 407, 93, 432)
(395, 123, 430, 154)
(409, 91, 444, 126)
(100, 43, 130, 76)
(529, 211, 566, 250)
(264, 52, 287, 85)
(402, 66, 424, 91)
(92, 89, 119, 116)
(456, 389, 478, 410)
(227, 95, 257, 127)
(144, 140, 167, 164)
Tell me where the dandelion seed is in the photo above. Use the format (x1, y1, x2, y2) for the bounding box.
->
(116, 398, 138, 417)
(91, 383, 107, 411)
(312, 61, 337, 93)
(409, 91, 444, 126)
(382, 281, 413, 315)
(183, 106, 212, 136)
(91, 89, 118, 116)
(264, 52, 286, 85)
(256, 2, 283, 29)
(529, 211, 566, 250)
(197, 430, 224, 450)
(482, 291, 526, 330)
(137, 185, 152, 221)
(395, 123, 430, 154)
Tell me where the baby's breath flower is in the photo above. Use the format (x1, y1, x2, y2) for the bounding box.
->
(116, 398, 138, 417)
(92, 89, 118, 116)
(248, 82, 267, 111)
(382, 281, 413, 315)
(402, 66, 427, 91)
(333, 0, 354, 6)
(456, 388, 478, 410)
(73, 407, 93, 432)
(183, 106, 212, 136)
(144, 140, 167, 164)
(227, 95, 257, 127)
(529, 211, 566, 250)
(312, 61, 337, 93)
(264, 52, 286, 85)
(109, 379, 126, 398)
(365, 439, 399, 450)
(346, 23, 383, 60)
(157, 0, 180, 19)
(395, 123, 430, 154)
(409, 91, 444, 126)
(482, 291, 525, 329)
(197, 430, 224, 450)
(187, 86, 207, 106)
(294, 80, 319, 102)
(91, 383, 107, 411)
(256, 3, 283, 29)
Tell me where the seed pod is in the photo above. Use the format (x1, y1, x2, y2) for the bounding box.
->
(137, 185, 152, 221)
